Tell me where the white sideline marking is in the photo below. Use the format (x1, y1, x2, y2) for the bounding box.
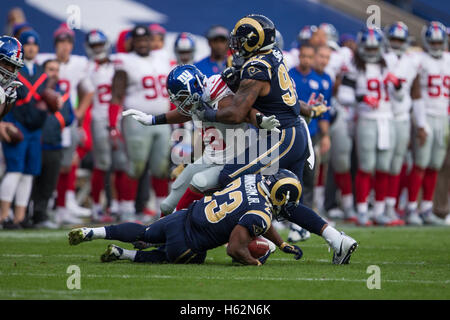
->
(1, 271, 448, 285)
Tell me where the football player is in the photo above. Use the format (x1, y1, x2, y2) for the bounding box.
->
(109, 25, 173, 220)
(78, 30, 128, 222)
(406, 21, 450, 225)
(36, 23, 92, 223)
(192, 14, 356, 262)
(382, 22, 420, 225)
(69, 170, 354, 265)
(337, 27, 402, 226)
(174, 32, 196, 65)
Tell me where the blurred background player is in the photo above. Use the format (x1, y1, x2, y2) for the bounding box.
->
(80, 30, 128, 222)
(382, 21, 419, 226)
(36, 23, 92, 224)
(194, 25, 229, 77)
(174, 32, 196, 65)
(110, 25, 172, 221)
(0, 30, 60, 229)
(338, 27, 402, 226)
(30, 58, 74, 228)
(148, 23, 166, 51)
(406, 21, 449, 225)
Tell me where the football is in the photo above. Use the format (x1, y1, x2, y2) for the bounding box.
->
(248, 237, 270, 259)
(40, 88, 61, 113)
(5, 123, 23, 144)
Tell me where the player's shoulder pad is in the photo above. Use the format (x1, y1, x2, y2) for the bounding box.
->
(204, 74, 232, 104)
(238, 208, 272, 237)
(240, 55, 272, 81)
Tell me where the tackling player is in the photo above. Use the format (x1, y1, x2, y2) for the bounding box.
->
(191, 14, 357, 263)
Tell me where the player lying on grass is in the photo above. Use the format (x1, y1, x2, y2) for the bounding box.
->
(69, 170, 306, 266)
(123, 64, 329, 217)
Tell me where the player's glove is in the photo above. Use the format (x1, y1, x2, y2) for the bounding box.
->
(310, 104, 329, 118)
(257, 249, 272, 265)
(122, 109, 155, 125)
(193, 102, 217, 122)
(108, 127, 123, 151)
(280, 242, 303, 260)
(132, 241, 153, 250)
(221, 66, 240, 93)
(362, 95, 379, 109)
(4, 81, 22, 105)
(384, 72, 401, 89)
(256, 113, 281, 133)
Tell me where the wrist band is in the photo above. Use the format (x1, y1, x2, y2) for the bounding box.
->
(154, 114, 167, 125)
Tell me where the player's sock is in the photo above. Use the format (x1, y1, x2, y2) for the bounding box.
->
(104, 223, 146, 242)
(419, 200, 433, 214)
(321, 225, 343, 251)
(385, 197, 396, 210)
(91, 168, 105, 204)
(151, 177, 169, 198)
(341, 194, 354, 211)
(387, 174, 400, 201)
(135, 248, 167, 263)
(88, 227, 106, 239)
(407, 165, 425, 204)
(176, 187, 203, 210)
(287, 203, 328, 236)
(120, 173, 138, 201)
(373, 201, 386, 218)
(67, 164, 77, 192)
(56, 172, 69, 207)
(117, 248, 137, 261)
(422, 168, 438, 203)
(334, 172, 353, 196)
(355, 170, 371, 205)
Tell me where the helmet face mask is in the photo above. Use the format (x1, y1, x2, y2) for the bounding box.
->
(259, 170, 302, 221)
(169, 89, 202, 117)
(0, 36, 24, 88)
(422, 21, 448, 58)
(85, 30, 110, 61)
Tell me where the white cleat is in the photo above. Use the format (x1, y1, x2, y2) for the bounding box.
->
(68, 227, 93, 245)
(332, 233, 358, 265)
(406, 210, 423, 226)
(101, 244, 123, 262)
(55, 207, 83, 225)
(287, 224, 311, 242)
(421, 210, 446, 226)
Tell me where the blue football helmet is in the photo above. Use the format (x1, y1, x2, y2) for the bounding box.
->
(84, 29, 111, 61)
(259, 169, 303, 221)
(385, 21, 409, 55)
(422, 21, 447, 58)
(320, 22, 339, 50)
(166, 64, 206, 116)
(0, 36, 24, 88)
(357, 27, 384, 63)
(174, 32, 196, 64)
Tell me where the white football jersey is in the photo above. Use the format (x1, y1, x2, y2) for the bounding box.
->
(81, 56, 119, 121)
(36, 53, 89, 108)
(417, 51, 450, 117)
(191, 74, 248, 164)
(325, 46, 354, 81)
(115, 51, 172, 115)
(351, 62, 394, 120)
(384, 51, 421, 120)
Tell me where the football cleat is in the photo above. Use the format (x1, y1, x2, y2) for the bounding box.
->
(421, 210, 446, 225)
(385, 206, 405, 226)
(287, 224, 311, 242)
(332, 233, 358, 265)
(356, 212, 373, 226)
(101, 244, 123, 262)
(343, 208, 358, 223)
(68, 227, 93, 246)
(405, 209, 423, 226)
(372, 214, 396, 226)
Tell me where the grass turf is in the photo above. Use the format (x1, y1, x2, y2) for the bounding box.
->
(0, 225, 449, 300)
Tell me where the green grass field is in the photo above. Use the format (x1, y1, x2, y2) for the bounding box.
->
(1, 225, 449, 300)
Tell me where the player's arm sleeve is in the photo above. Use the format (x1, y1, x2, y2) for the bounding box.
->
(337, 74, 357, 105)
(238, 210, 271, 237)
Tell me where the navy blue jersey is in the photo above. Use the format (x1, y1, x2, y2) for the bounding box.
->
(240, 47, 301, 129)
(185, 174, 272, 252)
